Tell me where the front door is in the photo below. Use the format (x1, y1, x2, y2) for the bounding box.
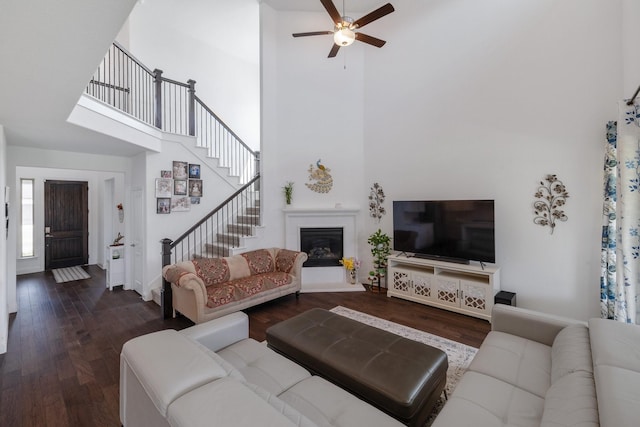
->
(44, 180, 89, 270)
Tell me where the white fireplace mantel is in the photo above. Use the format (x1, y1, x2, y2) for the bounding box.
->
(284, 207, 362, 292)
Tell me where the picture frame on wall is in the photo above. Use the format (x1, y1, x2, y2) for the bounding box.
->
(189, 163, 201, 179)
(155, 178, 173, 198)
(190, 197, 200, 205)
(173, 161, 188, 179)
(171, 196, 191, 212)
(161, 170, 172, 178)
(157, 198, 171, 214)
(174, 179, 188, 195)
(189, 179, 203, 197)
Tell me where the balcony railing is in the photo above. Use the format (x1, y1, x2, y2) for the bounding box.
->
(86, 42, 257, 183)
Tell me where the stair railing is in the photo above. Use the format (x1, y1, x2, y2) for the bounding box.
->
(160, 174, 260, 318)
(86, 42, 257, 183)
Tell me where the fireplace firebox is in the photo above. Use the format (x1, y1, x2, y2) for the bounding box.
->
(300, 227, 343, 267)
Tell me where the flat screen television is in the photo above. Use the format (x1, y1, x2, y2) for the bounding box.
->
(393, 200, 495, 263)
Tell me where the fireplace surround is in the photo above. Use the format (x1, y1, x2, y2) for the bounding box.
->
(284, 207, 362, 292)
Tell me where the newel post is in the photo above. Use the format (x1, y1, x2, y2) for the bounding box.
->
(153, 69, 163, 130)
(161, 238, 173, 319)
(187, 79, 196, 136)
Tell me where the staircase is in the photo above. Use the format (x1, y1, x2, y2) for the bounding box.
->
(86, 42, 263, 310)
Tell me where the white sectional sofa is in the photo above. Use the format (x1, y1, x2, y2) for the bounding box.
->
(119, 311, 405, 427)
(432, 304, 640, 427)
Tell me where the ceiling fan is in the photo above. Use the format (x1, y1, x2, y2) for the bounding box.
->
(292, 0, 395, 58)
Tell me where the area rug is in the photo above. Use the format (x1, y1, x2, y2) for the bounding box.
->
(52, 266, 91, 283)
(329, 306, 477, 424)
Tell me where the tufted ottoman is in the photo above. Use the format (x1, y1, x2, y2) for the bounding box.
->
(266, 308, 448, 427)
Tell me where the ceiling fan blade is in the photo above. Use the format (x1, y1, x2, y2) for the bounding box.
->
(352, 3, 395, 28)
(292, 31, 334, 37)
(328, 44, 341, 58)
(355, 32, 386, 48)
(320, 0, 342, 25)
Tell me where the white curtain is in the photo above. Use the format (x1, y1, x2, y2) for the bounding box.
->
(600, 101, 640, 324)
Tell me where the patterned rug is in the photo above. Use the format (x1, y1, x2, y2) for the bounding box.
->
(329, 306, 477, 424)
(52, 266, 91, 283)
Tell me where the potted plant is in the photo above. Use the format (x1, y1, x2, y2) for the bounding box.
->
(367, 229, 391, 291)
(283, 181, 294, 205)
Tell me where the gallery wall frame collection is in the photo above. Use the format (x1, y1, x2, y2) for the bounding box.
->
(156, 161, 203, 214)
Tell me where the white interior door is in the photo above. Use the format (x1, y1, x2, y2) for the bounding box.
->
(131, 189, 144, 295)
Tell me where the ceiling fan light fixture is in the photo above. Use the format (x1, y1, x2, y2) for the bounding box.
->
(334, 26, 355, 46)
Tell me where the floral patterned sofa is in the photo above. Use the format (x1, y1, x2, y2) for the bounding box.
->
(162, 248, 308, 324)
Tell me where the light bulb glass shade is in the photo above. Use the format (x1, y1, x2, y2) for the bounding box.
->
(334, 27, 355, 46)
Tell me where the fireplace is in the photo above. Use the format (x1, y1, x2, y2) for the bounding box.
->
(284, 207, 359, 290)
(300, 227, 343, 267)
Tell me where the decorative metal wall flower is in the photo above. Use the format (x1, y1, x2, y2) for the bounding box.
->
(305, 159, 333, 193)
(533, 174, 569, 234)
(368, 182, 386, 222)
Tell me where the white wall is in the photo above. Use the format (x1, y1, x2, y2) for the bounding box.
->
(260, 7, 366, 248)
(126, 0, 260, 150)
(261, 0, 623, 320)
(139, 138, 240, 300)
(0, 125, 8, 354)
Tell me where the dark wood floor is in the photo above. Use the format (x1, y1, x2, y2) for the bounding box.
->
(0, 266, 490, 427)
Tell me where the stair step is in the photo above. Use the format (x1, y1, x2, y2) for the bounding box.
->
(216, 233, 241, 247)
(237, 214, 260, 225)
(245, 206, 260, 215)
(228, 223, 254, 235)
(204, 243, 231, 257)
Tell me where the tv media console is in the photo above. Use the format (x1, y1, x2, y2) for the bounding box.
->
(387, 254, 500, 321)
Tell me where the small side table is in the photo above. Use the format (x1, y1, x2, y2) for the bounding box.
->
(494, 291, 516, 306)
(107, 245, 125, 291)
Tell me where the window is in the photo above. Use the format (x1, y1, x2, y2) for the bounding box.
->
(21, 178, 34, 257)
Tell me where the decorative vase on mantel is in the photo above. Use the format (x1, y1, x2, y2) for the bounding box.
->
(349, 269, 357, 284)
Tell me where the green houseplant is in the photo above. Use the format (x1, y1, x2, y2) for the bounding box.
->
(283, 181, 294, 205)
(367, 229, 391, 291)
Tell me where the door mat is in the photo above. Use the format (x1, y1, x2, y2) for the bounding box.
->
(52, 266, 91, 283)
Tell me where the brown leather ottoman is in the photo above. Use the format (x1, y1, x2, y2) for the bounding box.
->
(266, 308, 448, 427)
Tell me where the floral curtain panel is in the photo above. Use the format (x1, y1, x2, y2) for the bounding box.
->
(601, 101, 640, 324)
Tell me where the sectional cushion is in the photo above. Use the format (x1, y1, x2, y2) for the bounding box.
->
(218, 338, 311, 396)
(167, 377, 313, 427)
(120, 329, 235, 417)
(540, 371, 598, 427)
(550, 324, 593, 383)
(467, 331, 552, 398)
(278, 376, 404, 427)
(431, 371, 545, 427)
(589, 318, 640, 427)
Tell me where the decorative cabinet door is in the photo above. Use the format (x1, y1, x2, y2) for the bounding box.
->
(460, 280, 490, 314)
(435, 277, 460, 308)
(390, 267, 411, 296)
(412, 271, 435, 301)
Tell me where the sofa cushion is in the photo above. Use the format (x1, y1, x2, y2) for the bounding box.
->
(120, 330, 235, 417)
(276, 249, 302, 273)
(278, 376, 404, 427)
(241, 249, 275, 274)
(540, 371, 598, 427)
(192, 257, 231, 286)
(431, 371, 545, 427)
(467, 331, 551, 398)
(550, 324, 593, 383)
(589, 318, 640, 427)
(205, 273, 294, 308)
(167, 377, 314, 427)
(217, 338, 311, 396)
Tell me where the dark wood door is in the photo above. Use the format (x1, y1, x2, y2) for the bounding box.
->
(44, 180, 89, 270)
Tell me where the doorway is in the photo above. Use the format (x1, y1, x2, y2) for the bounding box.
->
(44, 180, 89, 270)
